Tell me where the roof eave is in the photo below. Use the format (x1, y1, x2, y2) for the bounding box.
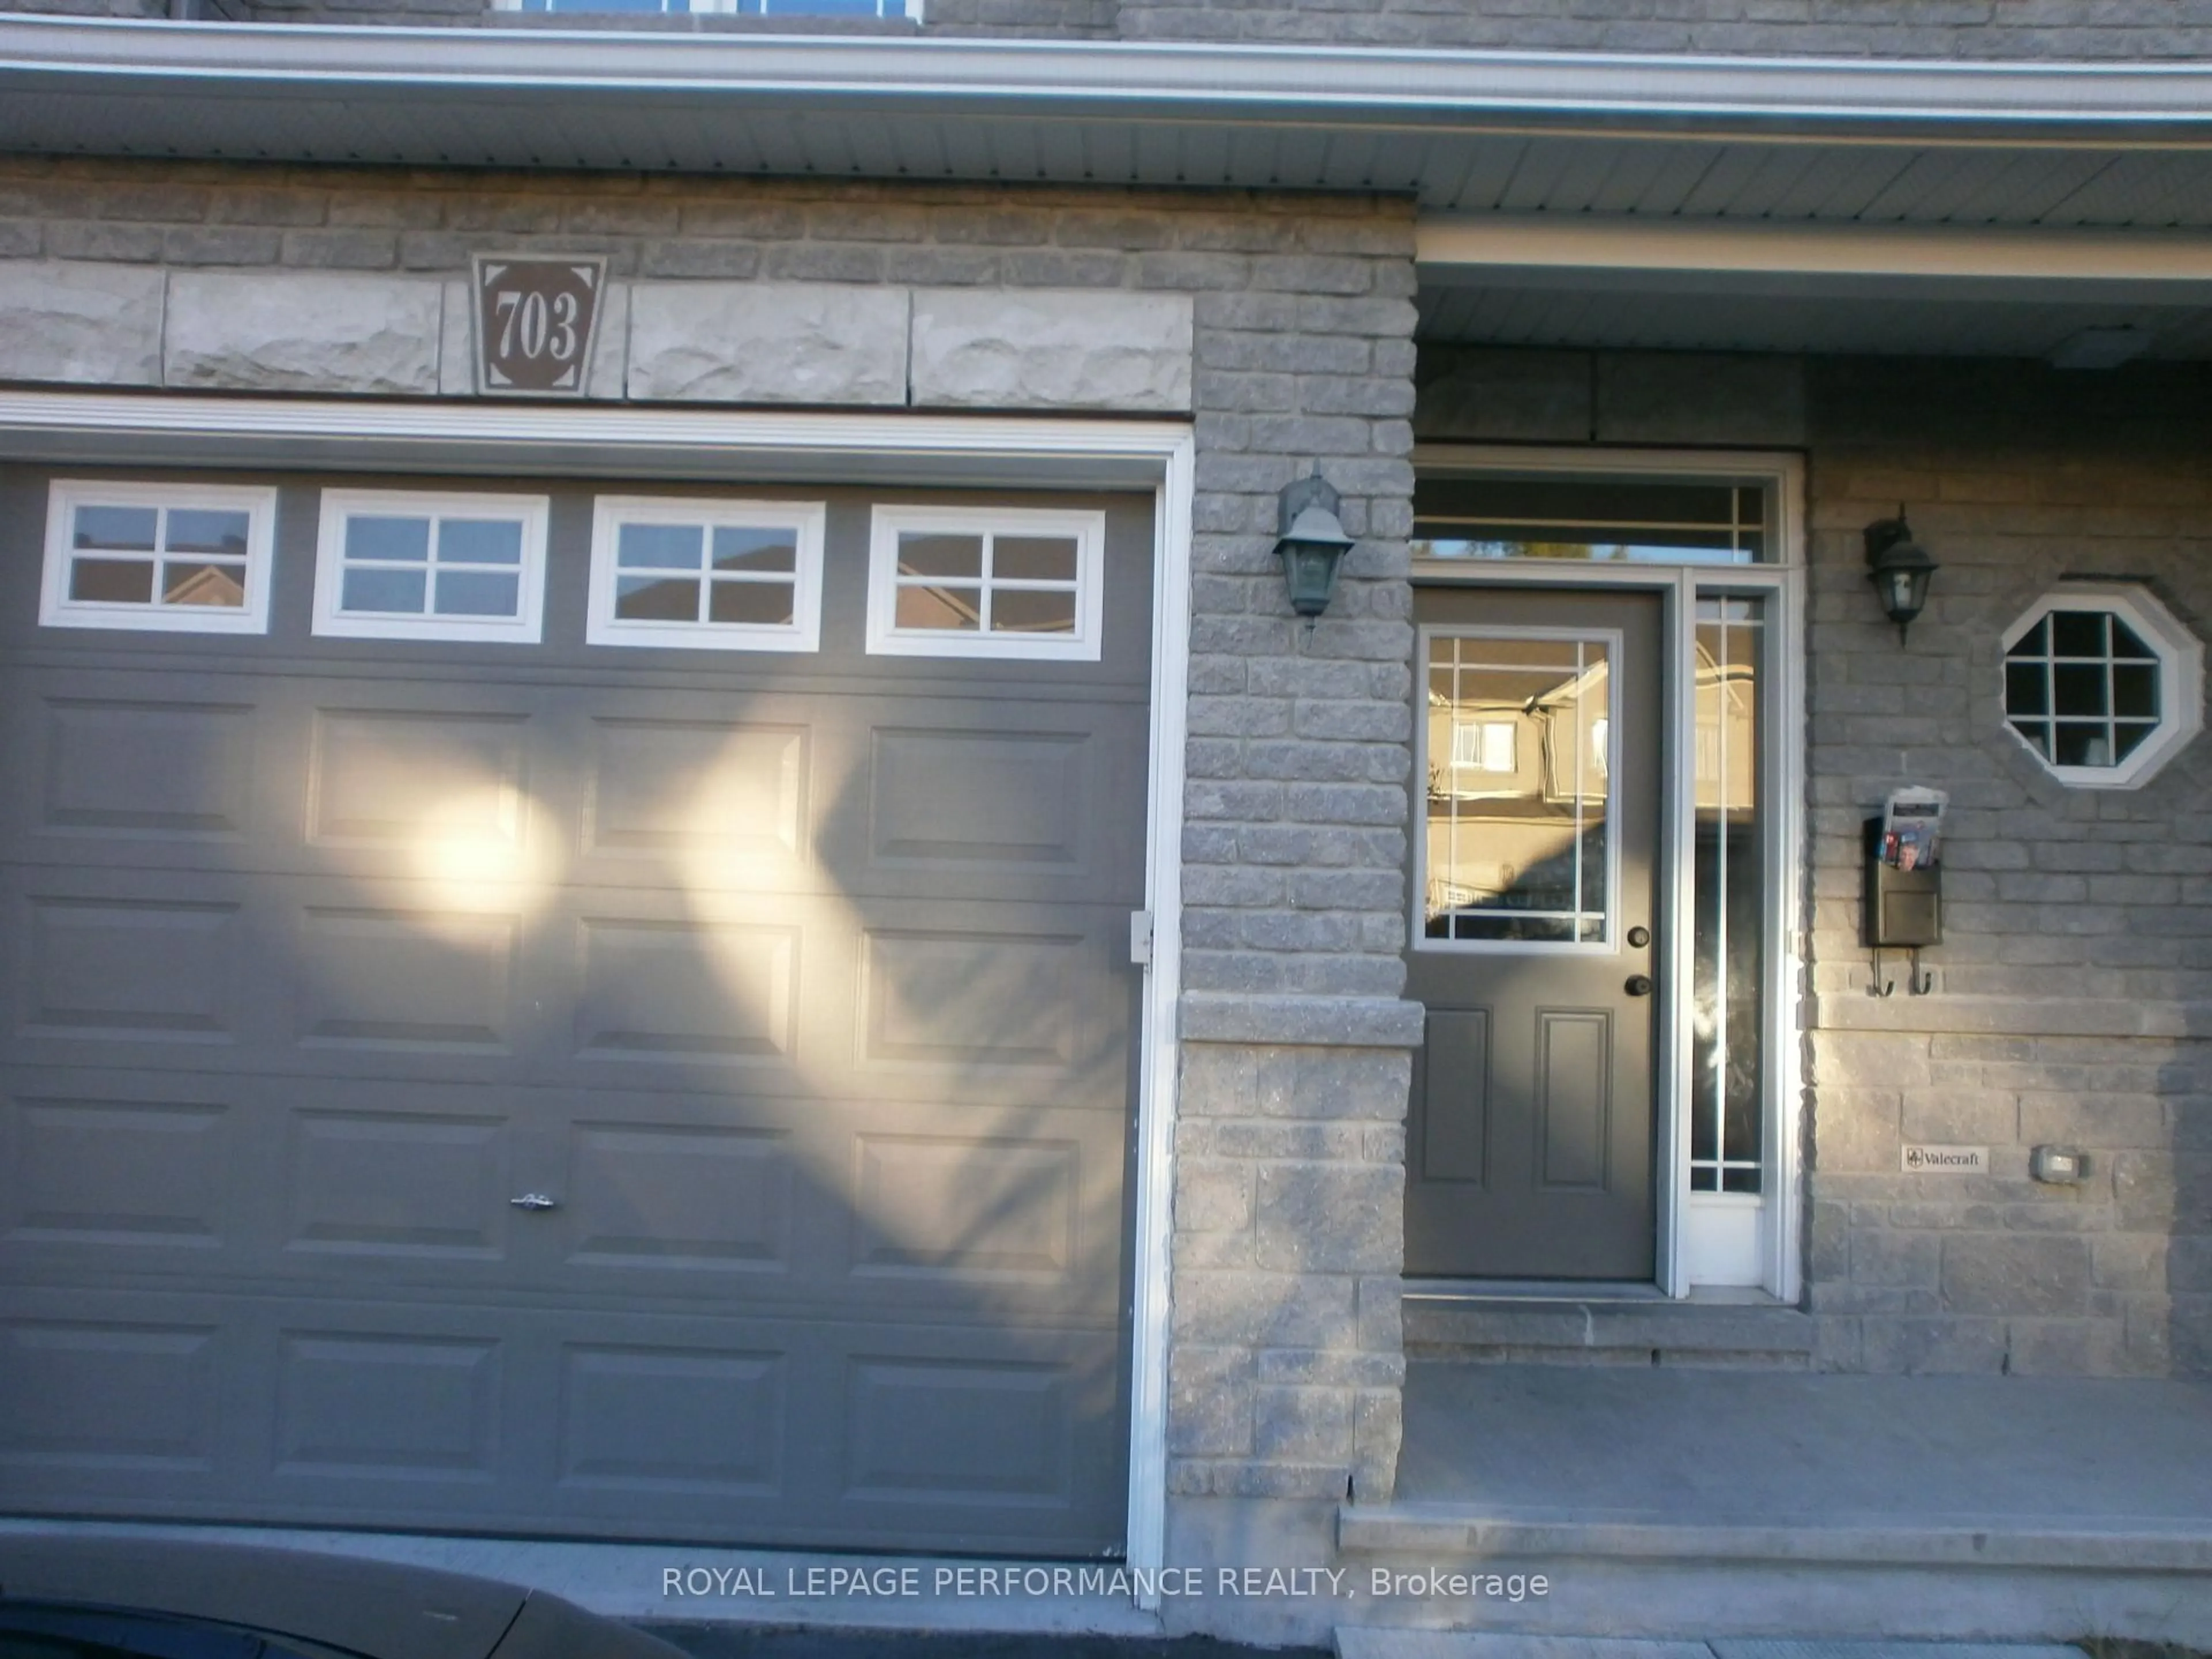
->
(6, 13, 2212, 141)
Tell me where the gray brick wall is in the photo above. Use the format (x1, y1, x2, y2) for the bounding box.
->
(1802, 357, 2212, 1380)
(1171, 1046, 1408, 1502)
(0, 154, 1424, 1494)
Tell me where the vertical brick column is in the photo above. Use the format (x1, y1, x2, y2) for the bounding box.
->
(1165, 202, 1423, 1504)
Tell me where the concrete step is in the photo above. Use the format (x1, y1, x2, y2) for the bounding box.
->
(1401, 1293, 1817, 1369)
(1338, 1503, 2212, 1571)
(1331, 1505, 2212, 1642)
(1335, 1637, 2090, 1659)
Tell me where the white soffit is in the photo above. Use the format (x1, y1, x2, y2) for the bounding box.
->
(1418, 217, 2212, 295)
(5, 17, 2212, 230)
(1414, 214, 2212, 357)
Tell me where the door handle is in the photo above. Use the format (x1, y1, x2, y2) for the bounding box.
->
(1624, 975, 1654, 997)
(509, 1193, 560, 1211)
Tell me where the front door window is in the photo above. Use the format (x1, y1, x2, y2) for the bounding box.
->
(1424, 632, 1616, 946)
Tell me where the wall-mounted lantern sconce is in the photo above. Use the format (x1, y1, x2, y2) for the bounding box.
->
(1864, 507, 1938, 645)
(1275, 474, 1356, 622)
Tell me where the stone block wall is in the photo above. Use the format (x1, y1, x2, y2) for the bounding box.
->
(0, 154, 1425, 1491)
(1801, 357, 2212, 1380)
(1170, 1044, 1411, 1506)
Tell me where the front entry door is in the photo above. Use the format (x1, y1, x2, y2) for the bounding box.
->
(1405, 586, 1662, 1281)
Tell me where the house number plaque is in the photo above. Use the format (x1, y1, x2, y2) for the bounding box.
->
(472, 255, 607, 397)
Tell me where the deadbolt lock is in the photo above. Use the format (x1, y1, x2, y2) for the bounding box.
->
(1626, 926, 1651, 948)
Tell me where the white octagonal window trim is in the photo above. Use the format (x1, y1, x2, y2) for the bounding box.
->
(2001, 582, 2203, 790)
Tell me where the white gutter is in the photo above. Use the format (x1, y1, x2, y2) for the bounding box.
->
(4, 13, 2212, 135)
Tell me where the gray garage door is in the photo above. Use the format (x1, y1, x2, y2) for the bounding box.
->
(0, 467, 1152, 1556)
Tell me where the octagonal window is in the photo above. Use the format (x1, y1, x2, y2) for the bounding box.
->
(2002, 583, 2202, 789)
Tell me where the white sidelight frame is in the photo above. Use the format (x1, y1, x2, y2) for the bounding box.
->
(0, 390, 1194, 1600)
(1410, 444, 1806, 1302)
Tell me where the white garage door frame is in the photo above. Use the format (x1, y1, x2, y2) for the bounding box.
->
(0, 389, 1195, 1596)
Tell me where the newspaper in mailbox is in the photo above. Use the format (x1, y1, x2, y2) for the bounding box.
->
(1881, 787, 1948, 871)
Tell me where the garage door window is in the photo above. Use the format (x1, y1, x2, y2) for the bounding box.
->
(867, 506, 1105, 662)
(40, 480, 276, 634)
(313, 490, 550, 643)
(586, 497, 825, 653)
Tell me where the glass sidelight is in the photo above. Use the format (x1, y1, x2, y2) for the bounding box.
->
(1422, 631, 1616, 946)
(1690, 597, 1767, 1194)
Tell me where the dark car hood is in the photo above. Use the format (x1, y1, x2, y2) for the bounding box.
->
(0, 1536, 685, 1659)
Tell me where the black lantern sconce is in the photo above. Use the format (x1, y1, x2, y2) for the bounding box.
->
(1274, 474, 1356, 623)
(1864, 507, 1938, 645)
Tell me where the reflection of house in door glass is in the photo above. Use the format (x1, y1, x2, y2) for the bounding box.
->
(1691, 598, 1767, 1194)
(1425, 632, 1612, 944)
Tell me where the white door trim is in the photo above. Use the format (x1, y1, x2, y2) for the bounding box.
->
(1126, 433, 1194, 1599)
(0, 389, 1193, 1592)
(1409, 442, 1806, 1302)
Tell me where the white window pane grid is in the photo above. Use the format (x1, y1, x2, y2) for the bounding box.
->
(2005, 608, 2162, 770)
(41, 481, 276, 635)
(1999, 585, 2200, 791)
(1421, 630, 1612, 948)
(73, 505, 251, 610)
(868, 507, 1105, 662)
(893, 533, 1079, 636)
(587, 499, 825, 653)
(616, 528, 794, 624)
(339, 516, 525, 621)
(314, 490, 548, 643)
(1414, 479, 1772, 566)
